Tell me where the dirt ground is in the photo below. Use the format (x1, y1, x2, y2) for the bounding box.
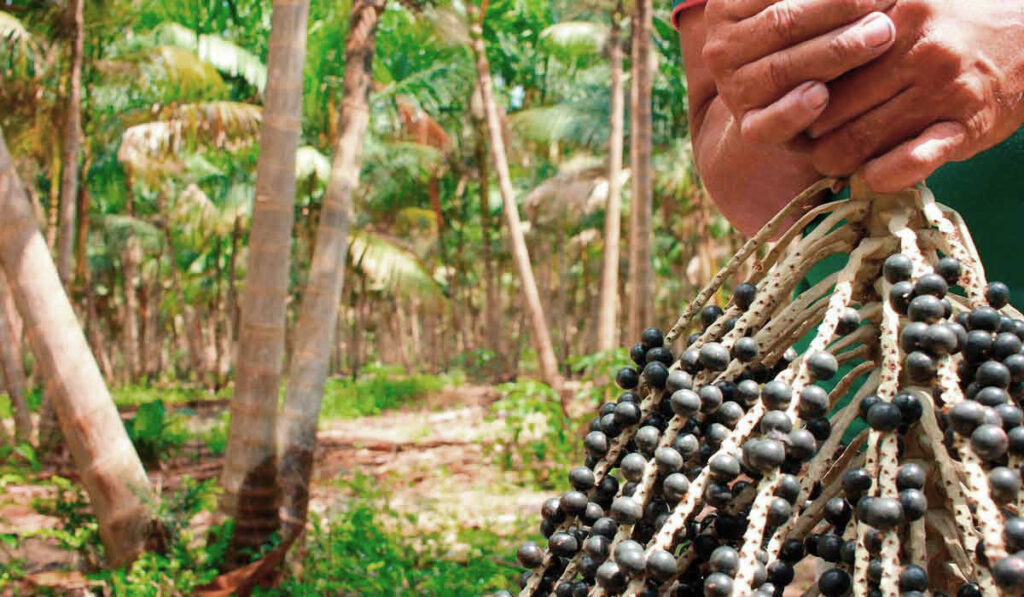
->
(0, 384, 818, 595)
(0, 384, 547, 594)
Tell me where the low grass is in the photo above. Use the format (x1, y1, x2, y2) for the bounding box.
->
(263, 476, 522, 596)
(318, 364, 449, 421)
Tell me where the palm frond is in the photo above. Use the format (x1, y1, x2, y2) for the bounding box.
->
(509, 100, 609, 149)
(350, 230, 445, 305)
(150, 22, 267, 92)
(540, 21, 607, 60)
(522, 167, 611, 229)
(420, 6, 471, 47)
(118, 101, 262, 175)
(653, 139, 695, 199)
(364, 139, 444, 180)
(143, 45, 227, 98)
(0, 10, 41, 77)
(296, 145, 331, 183)
(95, 214, 162, 252)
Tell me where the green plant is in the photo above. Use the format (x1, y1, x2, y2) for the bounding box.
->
(487, 380, 579, 489)
(201, 410, 231, 456)
(0, 534, 26, 591)
(448, 348, 503, 382)
(111, 385, 226, 407)
(123, 400, 190, 467)
(0, 441, 38, 471)
(31, 476, 104, 567)
(569, 347, 631, 407)
(98, 478, 231, 596)
(263, 477, 520, 596)
(318, 364, 448, 420)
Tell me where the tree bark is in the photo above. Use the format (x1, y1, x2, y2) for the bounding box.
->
(279, 0, 383, 539)
(469, 10, 564, 398)
(475, 129, 502, 370)
(626, 0, 654, 341)
(0, 126, 153, 568)
(0, 271, 31, 443)
(121, 239, 142, 381)
(57, 0, 84, 288)
(597, 2, 625, 351)
(222, 0, 309, 557)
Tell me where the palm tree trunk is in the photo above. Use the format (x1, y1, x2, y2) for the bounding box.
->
(57, 0, 84, 288)
(279, 0, 384, 539)
(469, 10, 564, 398)
(221, 0, 310, 556)
(46, 143, 60, 251)
(351, 277, 367, 377)
(626, 0, 654, 341)
(475, 129, 503, 369)
(597, 2, 625, 351)
(121, 240, 142, 381)
(0, 271, 31, 443)
(74, 153, 91, 291)
(0, 126, 153, 567)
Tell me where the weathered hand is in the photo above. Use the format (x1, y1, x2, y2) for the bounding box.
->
(807, 0, 1024, 192)
(702, 0, 897, 144)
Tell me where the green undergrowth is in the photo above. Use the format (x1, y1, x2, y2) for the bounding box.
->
(112, 385, 229, 408)
(2, 472, 520, 596)
(264, 476, 521, 596)
(318, 364, 450, 420)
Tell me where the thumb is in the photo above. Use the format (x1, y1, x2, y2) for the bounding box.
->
(862, 121, 969, 193)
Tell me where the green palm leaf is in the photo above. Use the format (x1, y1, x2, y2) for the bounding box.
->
(143, 45, 227, 98)
(95, 214, 162, 251)
(296, 145, 331, 183)
(350, 230, 445, 305)
(150, 22, 267, 93)
(118, 101, 262, 176)
(540, 21, 607, 60)
(0, 10, 41, 77)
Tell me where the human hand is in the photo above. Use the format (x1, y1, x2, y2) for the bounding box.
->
(806, 0, 1024, 192)
(702, 0, 897, 144)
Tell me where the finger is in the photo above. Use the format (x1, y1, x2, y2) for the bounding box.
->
(727, 12, 896, 111)
(806, 0, 929, 138)
(810, 88, 934, 177)
(861, 121, 969, 193)
(712, 0, 896, 68)
(806, 50, 912, 139)
(740, 81, 830, 144)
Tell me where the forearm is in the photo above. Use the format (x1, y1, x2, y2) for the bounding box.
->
(678, 9, 824, 237)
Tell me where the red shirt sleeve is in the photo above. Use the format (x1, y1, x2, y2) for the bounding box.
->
(671, 0, 708, 30)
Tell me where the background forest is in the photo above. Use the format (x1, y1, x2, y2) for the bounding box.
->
(0, 0, 742, 593)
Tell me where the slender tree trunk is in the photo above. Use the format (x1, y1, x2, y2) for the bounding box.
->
(626, 0, 654, 341)
(597, 2, 625, 351)
(279, 0, 383, 538)
(222, 0, 310, 556)
(469, 10, 564, 400)
(475, 130, 502, 369)
(352, 277, 367, 378)
(46, 144, 60, 251)
(0, 126, 153, 567)
(121, 241, 142, 382)
(138, 279, 152, 383)
(74, 144, 91, 293)
(223, 215, 241, 381)
(57, 0, 84, 288)
(0, 272, 31, 443)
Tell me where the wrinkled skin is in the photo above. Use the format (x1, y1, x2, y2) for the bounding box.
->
(682, 0, 1024, 234)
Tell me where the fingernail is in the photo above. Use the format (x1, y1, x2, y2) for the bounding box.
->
(802, 83, 829, 110)
(860, 13, 895, 49)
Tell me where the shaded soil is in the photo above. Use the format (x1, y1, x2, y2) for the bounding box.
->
(0, 384, 545, 592)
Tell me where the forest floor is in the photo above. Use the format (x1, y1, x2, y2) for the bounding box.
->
(0, 383, 545, 593)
